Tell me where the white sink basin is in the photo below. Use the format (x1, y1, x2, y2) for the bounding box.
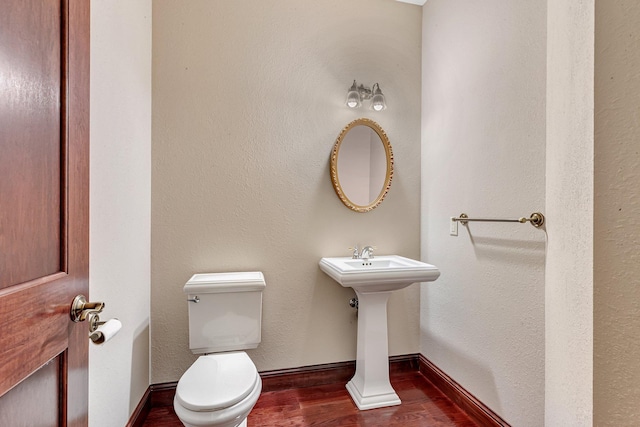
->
(319, 255, 440, 292)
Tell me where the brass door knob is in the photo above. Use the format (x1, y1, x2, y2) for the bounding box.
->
(70, 295, 105, 322)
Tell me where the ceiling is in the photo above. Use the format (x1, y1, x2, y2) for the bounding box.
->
(396, 0, 427, 5)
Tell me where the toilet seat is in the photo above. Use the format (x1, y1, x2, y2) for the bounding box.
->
(176, 352, 259, 412)
(173, 375, 261, 427)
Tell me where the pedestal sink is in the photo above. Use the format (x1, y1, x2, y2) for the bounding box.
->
(319, 255, 440, 410)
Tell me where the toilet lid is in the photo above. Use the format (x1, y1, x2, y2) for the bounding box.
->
(176, 352, 258, 412)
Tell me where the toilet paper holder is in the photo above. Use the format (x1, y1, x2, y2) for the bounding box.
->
(87, 312, 106, 333)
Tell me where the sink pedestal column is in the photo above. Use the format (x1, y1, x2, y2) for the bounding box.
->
(346, 290, 401, 410)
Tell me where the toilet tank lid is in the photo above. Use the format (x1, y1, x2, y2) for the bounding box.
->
(184, 271, 265, 294)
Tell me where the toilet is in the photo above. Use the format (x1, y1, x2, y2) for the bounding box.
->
(173, 272, 266, 427)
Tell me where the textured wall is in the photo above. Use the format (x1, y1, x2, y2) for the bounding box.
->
(545, 1, 594, 425)
(594, 1, 640, 424)
(151, 0, 422, 383)
(89, 1, 152, 425)
(420, 1, 546, 425)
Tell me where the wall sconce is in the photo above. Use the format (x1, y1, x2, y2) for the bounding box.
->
(345, 80, 387, 111)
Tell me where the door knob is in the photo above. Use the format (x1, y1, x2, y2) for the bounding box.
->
(70, 295, 105, 322)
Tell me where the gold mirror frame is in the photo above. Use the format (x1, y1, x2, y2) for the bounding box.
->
(330, 118, 394, 213)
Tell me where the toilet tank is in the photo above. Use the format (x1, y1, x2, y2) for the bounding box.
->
(184, 271, 265, 354)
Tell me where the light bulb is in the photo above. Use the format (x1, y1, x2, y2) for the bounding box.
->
(346, 80, 361, 108)
(371, 83, 386, 111)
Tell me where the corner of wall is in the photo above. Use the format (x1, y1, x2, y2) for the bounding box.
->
(89, 0, 152, 425)
(545, 0, 594, 424)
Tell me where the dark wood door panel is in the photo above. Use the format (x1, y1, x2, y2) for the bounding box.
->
(0, 353, 63, 426)
(0, 0, 63, 289)
(0, 275, 70, 397)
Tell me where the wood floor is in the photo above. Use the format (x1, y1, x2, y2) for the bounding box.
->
(142, 370, 478, 426)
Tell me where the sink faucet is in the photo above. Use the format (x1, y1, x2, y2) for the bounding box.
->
(349, 245, 376, 260)
(360, 246, 375, 260)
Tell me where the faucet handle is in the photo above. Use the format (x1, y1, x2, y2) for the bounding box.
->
(348, 245, 360, 259)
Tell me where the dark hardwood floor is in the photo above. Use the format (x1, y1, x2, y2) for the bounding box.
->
(143, 370, 478, 426)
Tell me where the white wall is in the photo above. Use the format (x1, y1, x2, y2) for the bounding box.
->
(421, 1, 547, 425)
(422, 1, 640, 425)
(546, 0, 594, 425)
(89, 1, 152, 425)
(594, 1, 640, 424)
(151, 0, 422, 383)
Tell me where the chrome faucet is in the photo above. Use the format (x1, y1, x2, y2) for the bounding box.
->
(360, 245, 375, 260)
(349, 245, 376, 260)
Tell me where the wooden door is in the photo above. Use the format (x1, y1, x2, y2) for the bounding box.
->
(0, 0, 90, 425)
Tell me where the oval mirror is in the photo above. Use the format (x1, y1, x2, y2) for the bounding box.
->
(330, 118, 393, 212)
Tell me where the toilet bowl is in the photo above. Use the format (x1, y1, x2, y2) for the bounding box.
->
(173, 352, 262, 427)
(174, 272, 266, 427)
